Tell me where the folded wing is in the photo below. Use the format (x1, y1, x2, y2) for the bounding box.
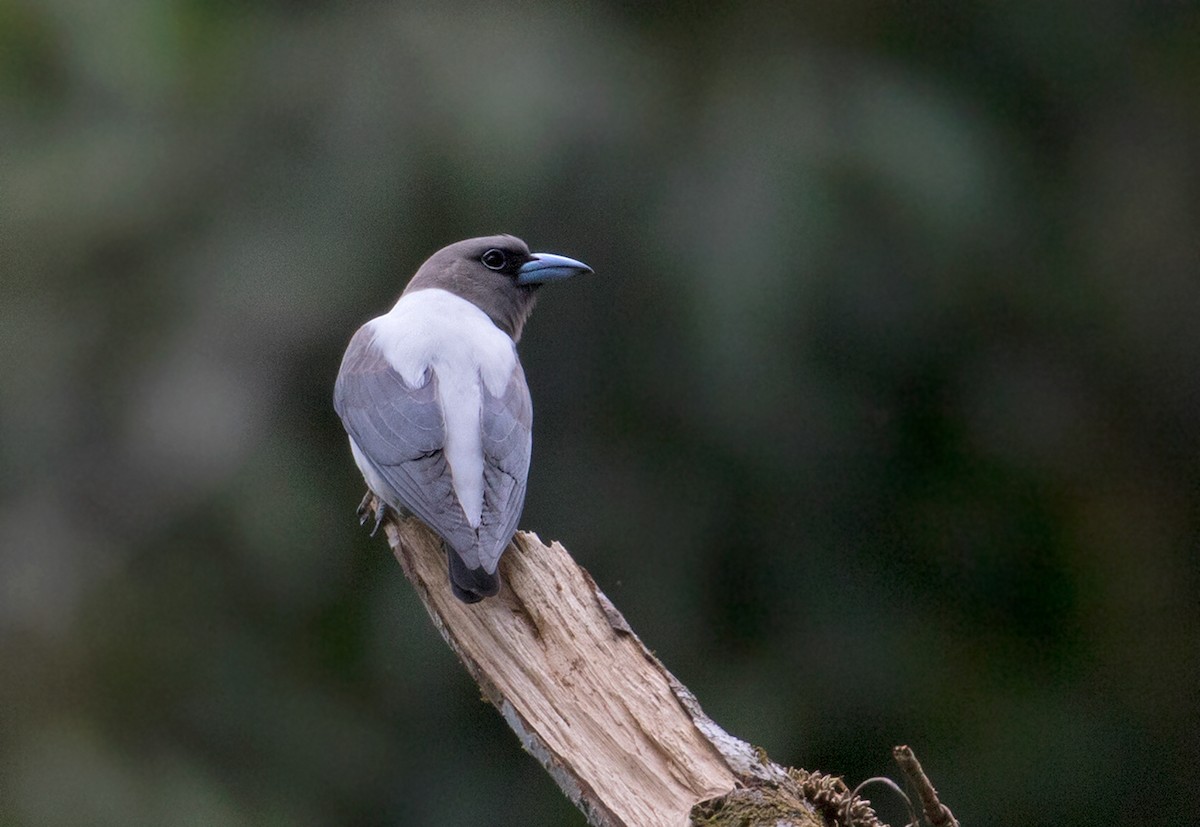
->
(333, 326, 477, 555)
(477, 364, 533, 572)
(334, 326, 533, 575)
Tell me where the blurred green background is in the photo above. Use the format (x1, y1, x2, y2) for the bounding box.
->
(3, 1, 1199, 825)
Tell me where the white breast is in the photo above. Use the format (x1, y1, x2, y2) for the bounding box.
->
(368, 288, 517, 527)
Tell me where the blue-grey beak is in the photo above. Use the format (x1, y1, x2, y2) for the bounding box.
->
(516, 252, 592, 286)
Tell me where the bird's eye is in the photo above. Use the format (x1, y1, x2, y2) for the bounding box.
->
(481, 249, 507, 270)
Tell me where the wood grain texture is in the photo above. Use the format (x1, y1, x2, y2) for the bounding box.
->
(384, 516, 760, 826)
(380, 509, 952, 827)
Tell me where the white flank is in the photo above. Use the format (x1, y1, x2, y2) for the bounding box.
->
(367, 288, 518, 527)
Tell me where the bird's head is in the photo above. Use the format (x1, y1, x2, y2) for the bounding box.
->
(404, 235, 592, 341)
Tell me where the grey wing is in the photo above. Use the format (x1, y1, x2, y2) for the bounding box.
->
(475, 363, 533, 572)
(333, 326, 476, 553)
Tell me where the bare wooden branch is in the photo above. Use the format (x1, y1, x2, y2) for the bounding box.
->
(893, 746, 960, 827)
(386, 515, 742, 825)
(380, 508, 953, 827)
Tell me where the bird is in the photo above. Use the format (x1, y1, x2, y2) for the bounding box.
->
(333, 235, 591, 603)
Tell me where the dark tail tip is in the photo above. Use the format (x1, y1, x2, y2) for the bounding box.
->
(447, 547, 500, 604)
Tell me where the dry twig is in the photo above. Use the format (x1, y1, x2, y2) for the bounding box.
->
(378, 506, 957, 827)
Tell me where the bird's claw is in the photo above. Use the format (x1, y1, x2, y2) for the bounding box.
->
(356, 491, 388, 537)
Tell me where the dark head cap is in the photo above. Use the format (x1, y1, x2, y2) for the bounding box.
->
(404, 235, 591, 341)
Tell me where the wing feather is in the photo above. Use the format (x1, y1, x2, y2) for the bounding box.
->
(475, 364, 533, 571)
(334, 325, 533, 576)
(333, 327, 476, 554)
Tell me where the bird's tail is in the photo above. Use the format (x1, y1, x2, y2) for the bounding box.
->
(446, 545, 500, 603)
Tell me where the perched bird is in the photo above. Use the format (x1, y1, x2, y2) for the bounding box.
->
(334, 235, 591, 602)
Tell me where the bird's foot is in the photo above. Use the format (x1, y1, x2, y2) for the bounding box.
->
(356, 491, 389, 537)
(356, 491, 373, 523)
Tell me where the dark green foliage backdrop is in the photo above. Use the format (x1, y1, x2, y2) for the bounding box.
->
(3, 2, 1198, 825)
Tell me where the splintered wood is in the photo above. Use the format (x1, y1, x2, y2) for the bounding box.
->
(385, 518, 739, 827)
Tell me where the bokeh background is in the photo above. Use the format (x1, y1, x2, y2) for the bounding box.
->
(3, 2, 1199, 825)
